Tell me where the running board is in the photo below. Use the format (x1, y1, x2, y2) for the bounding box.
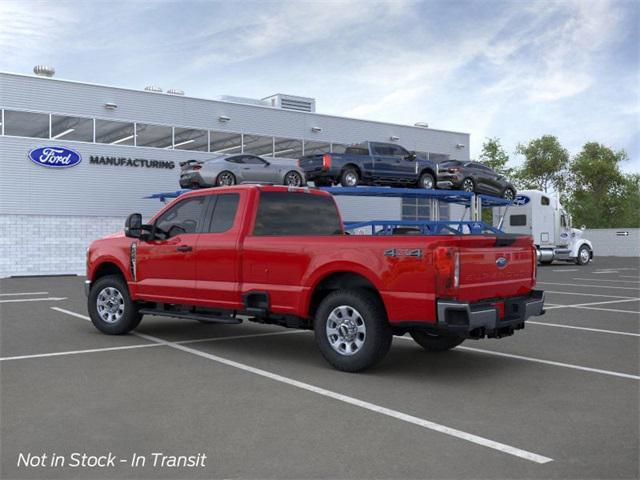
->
(139, 308, 242, 324)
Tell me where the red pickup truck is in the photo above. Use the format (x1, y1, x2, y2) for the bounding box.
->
(86, 185, 544, 371)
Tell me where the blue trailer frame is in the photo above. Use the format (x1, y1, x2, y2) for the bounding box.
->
(145, 186, 512, 236)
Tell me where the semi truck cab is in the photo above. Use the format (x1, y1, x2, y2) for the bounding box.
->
(495, 189, 594, 265)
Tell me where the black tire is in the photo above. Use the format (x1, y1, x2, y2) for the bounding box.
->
(88, 275, 142, 335)
(461, 177, 475, 192)
(283, 170, 304, 187)
(340, 168, 359, 187)
(503, 188, 516, 200)
(540, 260, 553, 265)
(409, 330, 464, 352)
(576, 245, 591, 265)
(418, 172, 435, 190)
(314, 289, 392, 372)
(216, 171, 236, 186)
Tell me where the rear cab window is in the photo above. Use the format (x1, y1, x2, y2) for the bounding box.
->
(253, 192, 343, 236)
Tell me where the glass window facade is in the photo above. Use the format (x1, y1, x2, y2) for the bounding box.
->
(136, 123, 173, 148)
(4, 110, 49, 138)
(51, 114, 93, 142)
(95, 119, 135, 145)
(0, 109, 457, 169)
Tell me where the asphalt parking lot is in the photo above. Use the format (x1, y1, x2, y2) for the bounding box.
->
(1, 256, 638, 479)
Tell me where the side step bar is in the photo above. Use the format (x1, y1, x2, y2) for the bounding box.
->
(139, 308, 242, 325)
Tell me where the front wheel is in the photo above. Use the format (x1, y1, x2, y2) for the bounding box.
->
(88, 275, 142, 335)
(284, 170, 304, 187)
(461, 177, 475, 192)
(503, 188, 516, 200)
(576, 245, 591, 265)
(314, 289, 392, 372)
(410, 330, 465, 352)
(419, 172, 435, 190)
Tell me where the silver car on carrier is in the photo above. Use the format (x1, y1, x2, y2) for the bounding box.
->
(179, 154, 306, 188)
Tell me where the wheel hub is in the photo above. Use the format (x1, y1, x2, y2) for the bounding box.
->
(96, 287, 125, 323)
(326, 305, 366, 356)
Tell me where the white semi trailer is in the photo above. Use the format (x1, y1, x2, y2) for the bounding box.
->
(494, 190, 594, 265)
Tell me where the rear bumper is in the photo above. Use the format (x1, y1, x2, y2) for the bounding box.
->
(436, 290, 545, 338)
(179, 172, 207, 188)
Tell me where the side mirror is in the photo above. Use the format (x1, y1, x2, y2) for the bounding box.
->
(124, 213, 142, 238)
(407, 151, 417, 161)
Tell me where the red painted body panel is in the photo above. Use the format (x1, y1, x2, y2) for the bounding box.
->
(87, 185, 537, 325)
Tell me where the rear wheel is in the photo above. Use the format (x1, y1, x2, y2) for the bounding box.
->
(419, 172, 435, 190)
(461, 177, 475, 192)
(576, 245, 591, 265)
(216, 171, 236, 186)
(88, 275, 142, 335)
(410, 330, 464, 352)
(284, 170, 304, 187)
(503, 188, 516, 200)
(314, 289, 392, 372)
(340, 168, 359, 187)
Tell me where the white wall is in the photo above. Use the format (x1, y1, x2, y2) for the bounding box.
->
(583, 228, 640, 257)
(0, 214, 125, 277)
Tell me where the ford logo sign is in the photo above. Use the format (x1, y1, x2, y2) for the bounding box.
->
(513, 195, 530, 206)
(496, 257, 508, 268)
(28, 146, 82, 169)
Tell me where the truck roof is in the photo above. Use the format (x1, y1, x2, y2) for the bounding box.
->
(177, 184, 332, 199)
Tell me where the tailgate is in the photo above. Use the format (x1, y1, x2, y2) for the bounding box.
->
(298, 154, 324, 172)
(455, 235, 536, 302)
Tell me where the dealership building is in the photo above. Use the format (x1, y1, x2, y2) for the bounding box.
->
(0, 69, 470, 277)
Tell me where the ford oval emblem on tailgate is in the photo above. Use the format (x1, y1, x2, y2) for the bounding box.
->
(496, 257, 508, 268)
(28, 146, 82, 168)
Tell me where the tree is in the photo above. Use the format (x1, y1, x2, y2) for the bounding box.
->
(565, 142, 638, 228)
(515, 135, 569, 193)
(479, 137, 513, 177)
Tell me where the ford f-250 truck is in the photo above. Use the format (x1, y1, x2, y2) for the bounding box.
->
(85, 185, 544, 372)
(298, 141, 439, 189)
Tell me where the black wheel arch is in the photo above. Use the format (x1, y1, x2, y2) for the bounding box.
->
(308, 271, 386, 321)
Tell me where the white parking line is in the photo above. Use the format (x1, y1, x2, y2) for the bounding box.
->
(592, 271, 619, 274)
(545, 298, 640, 310)
(180, 330, 307, 344)
(0, 297, 67, 304)
(528, 321, 640, 337)
(551, 269, 579, 272)
(621, 275, 640, 279)
(569, 306, 640, 315)
(49, 307, 552, 464)
(538, 282, 640, 291)
(394, 337, 639, 380)
(455, 346, 639, 381)
(0, 343, 163, 362)
(544, 290, 637, 299)
(136, 331, 553, 464)
(0, 291, 49, 296)
(572, 278, 640, 284)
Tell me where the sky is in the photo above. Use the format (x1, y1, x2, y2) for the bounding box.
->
(1, 0, 638, 171)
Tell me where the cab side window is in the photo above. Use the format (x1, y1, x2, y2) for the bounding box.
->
(541, 196, 550, 205)
(155, 196, 206, 238)
(208, 194, 240, 233)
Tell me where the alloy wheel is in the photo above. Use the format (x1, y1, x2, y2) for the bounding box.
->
(325, 305, 366, 356)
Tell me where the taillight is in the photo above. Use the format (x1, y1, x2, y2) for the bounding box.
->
(192, 165, 202, 171)
(434, 247, 459, 297)
(297, 159, 301, 167)
(322, 154, 332, 171)
(448, 167, 460, 173)
(531, 245, 537, 283)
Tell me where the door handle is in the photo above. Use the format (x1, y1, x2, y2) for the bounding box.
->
(176, 245, 193, 252)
